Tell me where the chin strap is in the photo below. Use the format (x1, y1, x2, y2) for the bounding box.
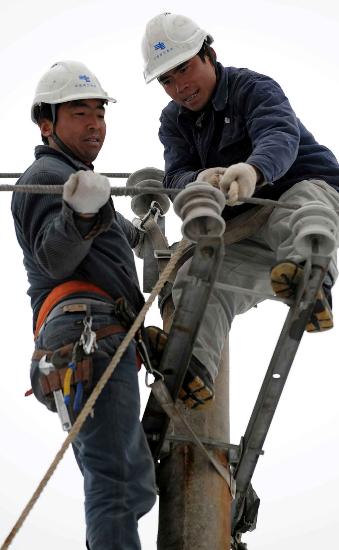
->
(49, 104, 89, 164)
(51, 132, 85, 164)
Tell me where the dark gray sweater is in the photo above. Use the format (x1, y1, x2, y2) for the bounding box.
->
(11, 146, 144, 330)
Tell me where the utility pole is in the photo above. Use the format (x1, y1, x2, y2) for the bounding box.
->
(157, 298, 231, 550)
(127, 167, 232, 550)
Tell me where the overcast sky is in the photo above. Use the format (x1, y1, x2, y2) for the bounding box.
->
(0, 0, 339, 549)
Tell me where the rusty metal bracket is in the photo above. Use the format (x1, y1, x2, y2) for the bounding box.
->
(150, 378, 236, 498)
(142, 236, 224, 460)
(231, 252, 331, 544)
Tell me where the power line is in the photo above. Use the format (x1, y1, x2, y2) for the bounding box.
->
(0, 173, 131, 179)
(0, 183, 307, 210)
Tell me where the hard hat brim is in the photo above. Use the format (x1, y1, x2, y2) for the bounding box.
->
(144, 38, 213, 84)
(31, 94, 117, 123)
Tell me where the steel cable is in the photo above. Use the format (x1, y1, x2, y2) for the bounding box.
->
(0, 183, 315, 211)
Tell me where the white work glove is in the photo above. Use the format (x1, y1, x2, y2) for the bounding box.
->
(196, 167, 227, 188)
(132, 218, 146, 259)
(63, 170, 111, 214)
(219, 163, 258, 206)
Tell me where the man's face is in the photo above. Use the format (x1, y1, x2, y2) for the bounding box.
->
(42, 99, 106, 165)
(159, 54, 217, 111)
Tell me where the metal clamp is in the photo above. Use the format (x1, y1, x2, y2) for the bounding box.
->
(140, 200, 164, 228)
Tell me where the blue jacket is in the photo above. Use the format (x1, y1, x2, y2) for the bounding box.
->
(159, 63, 339, 219)
(11, 146, 144, 330)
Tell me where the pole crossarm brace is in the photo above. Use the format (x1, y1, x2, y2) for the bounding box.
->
(150, 379, 236, 498)
(165, 433, 242, 453)
(231, 253, 331, 543)
(142, 236, 224, 461)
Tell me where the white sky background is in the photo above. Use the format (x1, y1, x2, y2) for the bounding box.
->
(0, 0, 338, 548)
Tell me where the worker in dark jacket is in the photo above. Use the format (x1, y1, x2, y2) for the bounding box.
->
(11, 61, 156, 550)
(142, 13, 339, 409)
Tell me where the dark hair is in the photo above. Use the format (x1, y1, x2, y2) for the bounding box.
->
(197, 41, 217, 67)
(35, 103, 58, 145)
(35, 103, 53, 123)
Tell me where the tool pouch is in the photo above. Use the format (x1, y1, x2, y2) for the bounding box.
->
(30, 345, 93, 414)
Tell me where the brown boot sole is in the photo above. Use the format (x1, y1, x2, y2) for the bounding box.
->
(179, 375, 214, 410)
(271, 261, 333, 332)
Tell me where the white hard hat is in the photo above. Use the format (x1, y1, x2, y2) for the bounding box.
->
(142, 13, 213, 84)
(31, 60, 116, 123)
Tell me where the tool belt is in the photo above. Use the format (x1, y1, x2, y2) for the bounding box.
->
(31, 296, 134, 415)
(33, 324, 125, 386)
(31, 296, 168, 419)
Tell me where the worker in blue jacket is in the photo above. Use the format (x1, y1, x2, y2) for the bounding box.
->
(142, 13, 339, 409)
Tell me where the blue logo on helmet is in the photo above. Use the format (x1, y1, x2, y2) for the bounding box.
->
(79, 74, 91, 83)
(154, 42, 166, 50)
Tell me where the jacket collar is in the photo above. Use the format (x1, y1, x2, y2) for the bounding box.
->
(34, 145, 94, 171)
(212, 63, 229, 111)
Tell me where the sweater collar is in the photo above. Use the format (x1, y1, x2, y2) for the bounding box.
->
(34, 145, 94, 171)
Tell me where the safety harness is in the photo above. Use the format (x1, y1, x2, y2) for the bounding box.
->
(31, 281, 163, 429)
(34, 280, 112, 337)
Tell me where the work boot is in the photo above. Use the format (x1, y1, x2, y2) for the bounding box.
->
(270, 260, 333, 332)
(179, 355, 215, 410)
(142, 325, 168, 370)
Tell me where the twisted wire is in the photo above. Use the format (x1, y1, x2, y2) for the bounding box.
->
(0, 183, 307, 211)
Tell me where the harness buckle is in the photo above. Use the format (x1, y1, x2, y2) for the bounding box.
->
(79, 315, 98, 355)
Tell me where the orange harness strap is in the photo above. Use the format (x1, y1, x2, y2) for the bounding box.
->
(34, 280, 111, 338)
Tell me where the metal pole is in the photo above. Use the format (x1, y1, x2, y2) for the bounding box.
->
(127, 167, 232, 548)
(157, 297, 231, 550)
